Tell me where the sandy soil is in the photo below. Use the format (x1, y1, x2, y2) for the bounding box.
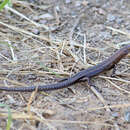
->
(0, 0, 130, 129)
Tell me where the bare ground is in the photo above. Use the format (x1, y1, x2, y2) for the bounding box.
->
(0, 0, 130, 130)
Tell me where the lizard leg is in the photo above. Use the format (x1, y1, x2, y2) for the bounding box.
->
(57, 77, 69, 82)
(111, 64, 117, 77)
(86, 77, 102, 92)
(58, 77, 88, 83)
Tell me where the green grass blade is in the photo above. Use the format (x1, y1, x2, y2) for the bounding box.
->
(0, 0, 9, 10)
(0, 104, 12, 130)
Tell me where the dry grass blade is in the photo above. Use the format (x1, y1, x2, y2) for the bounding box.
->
(90, 86, 111, 113)
(99, 76, 130, 84)
(0, 113, 114, 127)
(87, 103, 130, 111)
(106, 79, 130, 94)
(0, 77, 27, 86)
(27, 87, 38, 116)
(106, 26, 130, 38)
(0, 53, 12, 62)
(5, 6, 49, 30)
(0, 21, 51, 42)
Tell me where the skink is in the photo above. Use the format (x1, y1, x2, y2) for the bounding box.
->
(0, 44, 130, 92)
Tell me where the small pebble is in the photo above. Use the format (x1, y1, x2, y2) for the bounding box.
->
(32, 29, 40, 35)
(7, 95, 16, 104)
(124, 111, 130, 122)
(116, 17, 123, 24)
(39, 20, 47, 24)
(75, 1, 82, 7)
(55, 6, 60, 12)
(98, 8, 106, 15)
(65, 0, 71, 4)
(111, 30, 118, 36)
(42, 110, 56, 118)
(39, 13, 54, 20)
(112, 112, 119, 118)
(107, 14, 116, 22)
(99, 31, 112, 40)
